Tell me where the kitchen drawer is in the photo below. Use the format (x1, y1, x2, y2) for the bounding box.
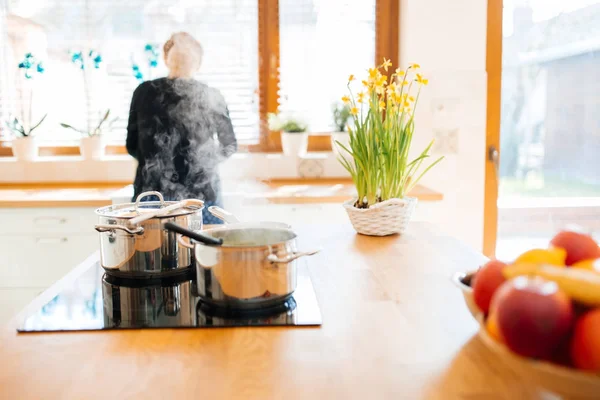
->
(0, 234, 97, 288)
(0, 208, 98, 235)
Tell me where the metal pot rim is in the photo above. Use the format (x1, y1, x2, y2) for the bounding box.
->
(196, 226, 297, 249)
(96, 201, 203, 219)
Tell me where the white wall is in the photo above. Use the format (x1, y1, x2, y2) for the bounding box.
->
(400, 0, 488, 250)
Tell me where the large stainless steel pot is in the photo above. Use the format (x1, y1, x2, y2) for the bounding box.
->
(165, 223, 320, 309)
(95, 191, 204, 279)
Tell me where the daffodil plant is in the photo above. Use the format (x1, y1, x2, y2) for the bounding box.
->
(336, 59, 443, 208)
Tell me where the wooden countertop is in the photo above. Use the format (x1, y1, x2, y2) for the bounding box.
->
(0, 179, 443, 208)
(1, 223, 596, 399)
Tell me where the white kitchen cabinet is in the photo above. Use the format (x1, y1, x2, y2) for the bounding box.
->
(0, 207, 98, 288)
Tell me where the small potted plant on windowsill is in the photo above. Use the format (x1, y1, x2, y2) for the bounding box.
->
(5, 52, 47, 161)
(330, 102, 351, 157)
(61, 109, 117, 160)
(5, 114, 47, 161)
(336, 59, 443, 236)
(268, 113, 308, 157)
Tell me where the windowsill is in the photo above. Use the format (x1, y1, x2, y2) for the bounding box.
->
(0, 131, 338, 157)
(0, 150, 350, 184)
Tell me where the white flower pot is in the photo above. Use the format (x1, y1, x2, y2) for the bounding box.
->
(343, 197, 418, 236)
(331, 131, 350, 157)
(281, 132, 307, 157)
(11, 137, 38, 161)
(80, 136, 105, 160)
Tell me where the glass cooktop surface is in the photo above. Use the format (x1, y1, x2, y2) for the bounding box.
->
(18, 262, 322, 332)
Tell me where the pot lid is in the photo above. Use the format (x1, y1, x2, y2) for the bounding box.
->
(96, 200, 202, 219)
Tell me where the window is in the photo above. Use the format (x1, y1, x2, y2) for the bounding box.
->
(278, 0, 376, 132)
(0, 0, 398, 148)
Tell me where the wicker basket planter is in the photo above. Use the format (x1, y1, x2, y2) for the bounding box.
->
(343, 197, 417, 236)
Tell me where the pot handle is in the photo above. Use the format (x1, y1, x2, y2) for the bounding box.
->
(95, 224, 144, 235)
(164, 222, 223, 246)
(177, 234, 194, 249)
(134, 191, 165, 209)
(267, 249, 321, 263)
(208, 206, 240, 224)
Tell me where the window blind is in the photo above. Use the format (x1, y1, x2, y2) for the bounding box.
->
(1, 0, 260, 143)
(278, 0, 376, 132)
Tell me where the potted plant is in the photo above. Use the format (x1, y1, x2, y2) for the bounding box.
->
(5, 114, 47, 161)
(60, 50, 116, 160)
(5, 53, 47, 161)
(268, 113, 308, 157)
(336, 59, 443, 236)
(330, 102, 351, 157)
(61, 109, 117, 160)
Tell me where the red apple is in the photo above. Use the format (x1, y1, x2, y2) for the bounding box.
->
(491, 277, 574, 359)
(472, 260, 507, 314)
(570, 309, 600, 371)
(550, 230, 600, 266)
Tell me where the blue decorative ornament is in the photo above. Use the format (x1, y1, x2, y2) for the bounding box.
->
(36, 62, 45, 73)
(18, 62, 25, 69)
(144, 44, 153, 52)
(149, 59, 158, 68)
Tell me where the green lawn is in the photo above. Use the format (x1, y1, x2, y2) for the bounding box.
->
(500, 176, 600, 198)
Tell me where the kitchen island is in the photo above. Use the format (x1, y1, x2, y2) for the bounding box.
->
(1, 223, 596, 399)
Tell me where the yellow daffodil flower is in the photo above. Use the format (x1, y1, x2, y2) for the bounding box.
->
(350, 106, 359, 116)
(403, 101, 410, 108)
(382, 58, 392, 71)
(348, 74, 355, 82)
(416, 73, 428, 85)
(411, 63, 421, 69)
(376, 74, 387, 88)
(362, 79, 369, 87)
(368, 68, 378, 80)
(357, 92, 365, 103)
(409, 96, 415, 102)
(395, 68, 405, 76)
(341, 95, 351, 104)
(379, 100, 386, 111)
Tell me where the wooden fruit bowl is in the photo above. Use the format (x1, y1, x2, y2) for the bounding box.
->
(451, 270, 479, 319)
(476, 313, 600, 395)
(453, 270, 600, 396)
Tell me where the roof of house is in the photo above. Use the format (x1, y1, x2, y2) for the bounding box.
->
(505, 4, 600, 66)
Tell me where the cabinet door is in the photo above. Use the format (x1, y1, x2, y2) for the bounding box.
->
(0, 234, 98, 288)
(0, 208, 98, 235)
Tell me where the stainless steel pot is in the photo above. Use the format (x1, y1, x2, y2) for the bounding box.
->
(165, 223, 320, 309)
(95, 191, 204, 278)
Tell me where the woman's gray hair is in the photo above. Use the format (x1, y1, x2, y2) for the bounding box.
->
(164, 32, 203, 78)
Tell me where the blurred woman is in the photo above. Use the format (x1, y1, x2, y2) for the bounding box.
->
(126, 32, 237, 224)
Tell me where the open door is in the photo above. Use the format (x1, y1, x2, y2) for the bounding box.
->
(483, 0, 503, 257)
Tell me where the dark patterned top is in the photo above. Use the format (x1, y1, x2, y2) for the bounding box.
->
(126, 78, 237, 203)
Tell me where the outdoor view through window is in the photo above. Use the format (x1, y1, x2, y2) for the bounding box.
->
(0, 0, 376, 143)
(497, 0, 600, 259)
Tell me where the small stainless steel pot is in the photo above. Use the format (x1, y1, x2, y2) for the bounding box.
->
(95, 191, 204, 278)
(165, 223, 320, 309)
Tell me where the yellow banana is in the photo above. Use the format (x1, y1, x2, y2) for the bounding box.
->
(503, 263, 600, 307)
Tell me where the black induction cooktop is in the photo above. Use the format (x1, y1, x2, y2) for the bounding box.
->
(18, 261, 322, 332)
